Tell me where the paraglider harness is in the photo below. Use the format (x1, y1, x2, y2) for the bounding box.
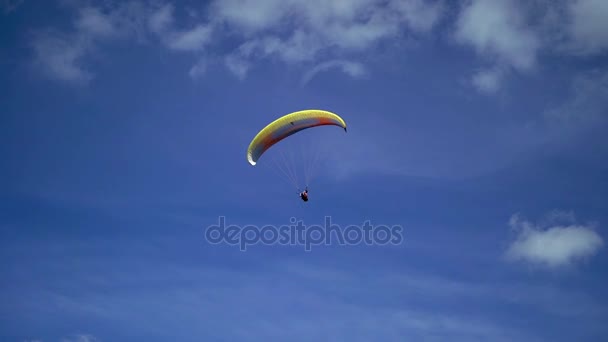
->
(299, 187, 309, 202)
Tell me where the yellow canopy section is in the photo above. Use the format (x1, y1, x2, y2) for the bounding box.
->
(247, 109, 347, 166)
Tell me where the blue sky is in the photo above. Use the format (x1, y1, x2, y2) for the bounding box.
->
(1, 0, 608, 341)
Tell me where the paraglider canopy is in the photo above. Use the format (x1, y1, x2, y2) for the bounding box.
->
(247, 109, 347, 166)
(246, 109, 347, 194)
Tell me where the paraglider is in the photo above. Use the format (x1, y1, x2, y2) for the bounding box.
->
(299, 187, 309, 202)
(246, 109, 347, 166)
(246, 109, 347, 201)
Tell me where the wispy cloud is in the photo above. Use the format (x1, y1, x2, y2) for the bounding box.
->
(391, 0, 444, 33)
(29, 2, 150, 84)
(75, 6, 119, 38)
(471, 66, 504, 94)
(301, 60, 367, 85)
(29, 29, 93, 84)
(5, 232, 606, 341)
(544, 69, 608, 125)
(166, 24, 213, 52)
(22, 0, 608, 97)
(61, 334, 99, 342)
(224, 54, 250, 80)
(148, 4, 214, 52)
(28, 1, 213, 84)
(147, 2, 173, 35)
(565, 0, 608, 55)
(454, 0, 540, 71)
(218, 0, 444, 79)
(13, 256, 541, 341)
(453, 0, 540, 93)
(188, 57, 207, 80)
(505, 211, 604, 268)
(452, 0, 608, 94)
(27, 0, 445, 83)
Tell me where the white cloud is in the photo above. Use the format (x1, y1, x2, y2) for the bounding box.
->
(147, 4, 214, 52)
(188, 58, 207, 80)
(28, 0, 447, 83)
(471, 67, 504, 94)
(567, 0, 608, 55)
(24, 0, 608, 90)
(454, 0, 540, 71)
(544, 69, 608, 125)
(321, 10, 401, 50)
(29, 2, 150, 84)
(165, 24, 213, 52)
(30, 30, 93, 84)
(211, 0, 445, 76)
(61, 334, 99, 342)
(506, 212, 604, 268)
(453, 0, 543, 94)
(209, 0, 289, 33)
(225, 54, 251, 80)
(237, 30, 322, 64)
(75, 7, 117, 38)
(301, 60, 367, 85)
(29, 1, 217, 83)
(451, 0, 608, 95)
(391, 0, 444, 33)
(72, 2, 149, 41)
(148, 3, 174, 35)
